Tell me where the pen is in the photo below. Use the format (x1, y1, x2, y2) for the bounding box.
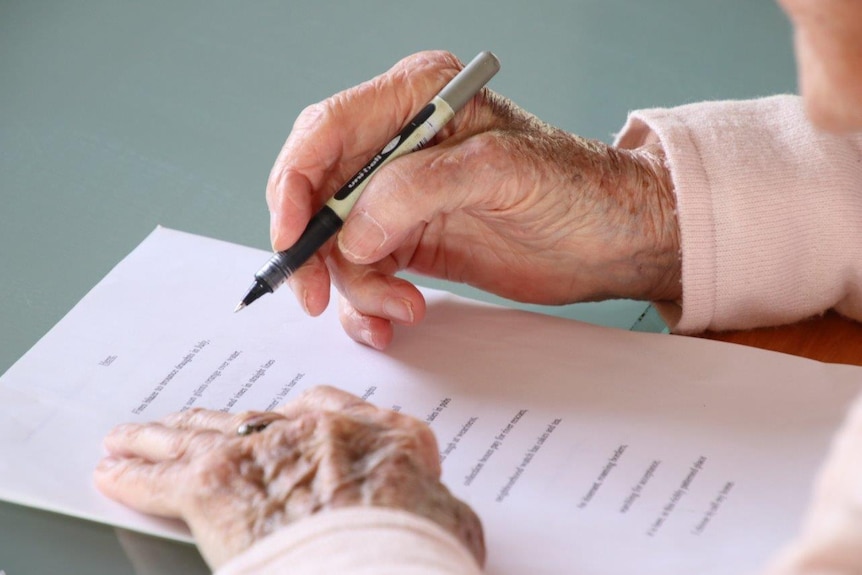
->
(235, 51, 501, 312)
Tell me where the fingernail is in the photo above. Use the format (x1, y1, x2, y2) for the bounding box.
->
(269, 211, 282, 249)
(359, 329, 382, 349)
(339, 212, 386, 262)
(384, 297, 414, 324)
(287, 279, 311, 315)
(300, 287, 311, 315)
(291, 284, 308, 313)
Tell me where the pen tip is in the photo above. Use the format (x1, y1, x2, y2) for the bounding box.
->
(234, 278, 273, 313)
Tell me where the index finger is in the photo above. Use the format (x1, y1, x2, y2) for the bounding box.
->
(267, 50, 464, 251)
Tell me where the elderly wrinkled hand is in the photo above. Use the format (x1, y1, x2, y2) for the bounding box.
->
(94, 385, 484, 569)
(267, 50, 680, 350)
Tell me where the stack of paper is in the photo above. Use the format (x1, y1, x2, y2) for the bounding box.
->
(1, 227, 859, 574)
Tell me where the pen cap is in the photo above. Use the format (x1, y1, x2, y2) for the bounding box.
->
(438, 51, 501, 113)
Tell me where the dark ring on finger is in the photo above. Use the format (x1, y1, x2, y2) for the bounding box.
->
(236, 412, 283, 436)
(237, 421, 273, 436)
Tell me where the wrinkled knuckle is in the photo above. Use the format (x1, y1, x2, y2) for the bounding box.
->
(184, 407, 208, 418)
(188, 450, 237, 489)
(399, 50, 462, 77)
(295, 410, 324, 437)
(293, 101, 328, 132)
(298, 384, 333, 404)
(337, 295, 361, 320)
(415, 421, 438, 445)
(313, 409, 341, 434)
(173, 407, 206, 426)
(113, 424, 145, 449)
(412, 425, 441, 461)
(109, 422, 137, 440)
(381, 414, 427, 445)
(165, 434, 189, 459)
(186, 431, 224, 459)
(316, 383, 345, 398)
(266, 160, 287, 199)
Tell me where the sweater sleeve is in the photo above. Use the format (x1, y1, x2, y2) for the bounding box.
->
(215, 507, 483, 575)
(615, 95, 862, 333)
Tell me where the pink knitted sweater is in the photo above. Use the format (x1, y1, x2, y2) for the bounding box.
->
(218, 96, 862, 575)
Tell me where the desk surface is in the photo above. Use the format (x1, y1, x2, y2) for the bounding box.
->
(0, 1, 806, 572)
(697, 311, 862, 367)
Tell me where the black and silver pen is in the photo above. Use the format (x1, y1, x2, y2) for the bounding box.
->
(235, 51, 501, 312)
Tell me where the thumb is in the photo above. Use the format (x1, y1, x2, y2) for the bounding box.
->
(336, 138, 492, 264)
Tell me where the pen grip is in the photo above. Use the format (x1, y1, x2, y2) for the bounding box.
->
(242, 51, 498, 305)
(256, 206, 343, 289)
(326, 96, 455, 219)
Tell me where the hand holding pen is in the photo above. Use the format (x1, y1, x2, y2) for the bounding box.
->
(263, 50, 682, 349)
(239, 51, 500, 311)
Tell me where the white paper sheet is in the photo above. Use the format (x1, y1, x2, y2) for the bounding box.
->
(1, 227, 860, 575)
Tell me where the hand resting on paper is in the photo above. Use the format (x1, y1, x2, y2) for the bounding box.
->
(93, 385, 484, 569)
(266, 50, 681, 350)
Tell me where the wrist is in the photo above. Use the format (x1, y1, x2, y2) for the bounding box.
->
(608, 143, 682, 302)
